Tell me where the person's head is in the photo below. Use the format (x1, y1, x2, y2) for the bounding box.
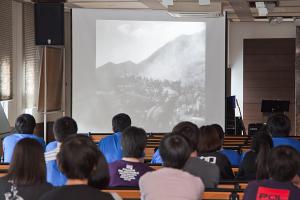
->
(172, 121, 199, 152)
(121, 126, 147, 159)
(15, 114, 36, 134)
(251, 126, 273, 153)
(267, 114, 291, 137)
(197, 125, 222, 154)
(268, 146, 300, 182)
(53, 116, 78, 142)
(112, 113, 131, 133)
(211, 124, 225, 142)
(159, 134, 192, 169)
(252, 126, 274, 179)
(8, 138, 46, 185)
(57, 135, 109, 189)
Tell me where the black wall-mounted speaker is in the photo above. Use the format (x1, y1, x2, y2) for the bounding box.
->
(34, 3, 64, 46)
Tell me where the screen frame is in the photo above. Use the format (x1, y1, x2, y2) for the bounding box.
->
(71, 8, 227, 133)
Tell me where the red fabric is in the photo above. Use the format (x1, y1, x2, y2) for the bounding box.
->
(256, 186, 290, 200)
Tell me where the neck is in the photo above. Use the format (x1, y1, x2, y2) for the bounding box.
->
(122, 157, 143, 163)
(190, 151, 197, 158)
(66, 179, 88, 185)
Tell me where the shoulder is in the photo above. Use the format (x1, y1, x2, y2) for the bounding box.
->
(0, 176, 9, 184)
(45, 147, 60, 162)
(99, 134, 117, 144)
(3, 134, 18, 143)
(246, 180, 261, 190)
(109, 160, 123, 168)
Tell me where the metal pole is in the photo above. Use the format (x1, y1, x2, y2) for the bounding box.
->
(62, 47, 65, 117)
(43, 46, 47, 143)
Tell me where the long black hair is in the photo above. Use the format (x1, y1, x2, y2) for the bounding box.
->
(251, 126, 273, 179)
(7, 138, 46, 185)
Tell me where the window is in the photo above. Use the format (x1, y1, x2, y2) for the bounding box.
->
(0, 0, 13, 101)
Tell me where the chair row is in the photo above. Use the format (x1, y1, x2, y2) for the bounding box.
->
(103, 187, 244, 200)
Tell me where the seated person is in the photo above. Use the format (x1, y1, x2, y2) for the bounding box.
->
(212, 124, 241, 167)
(108, 126, 153, 187)
(39, 135, 116, 200)
(149, 122, 220, 188)
(45, 116, 77, 186)
(98, 113, 131, 163)
(267, 114, 300, 152)
(139, 134, 204, 200)
(0, 138, 53, 200)
(176, 122, 220, 188)
(244, 146, 300, 200)
(3, 114, 45, 163)
(198, 125, 234, 180)
(236, 126, 273, 180)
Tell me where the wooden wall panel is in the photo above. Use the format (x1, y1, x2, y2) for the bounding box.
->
(243, 38, 296, 135)
(38, 47, 64, 112)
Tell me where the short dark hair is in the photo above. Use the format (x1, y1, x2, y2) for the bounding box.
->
(197, 125, 222, 154)
(15, 114, 36, 134)
(53, 117, 78, 142)
(121, 126, 147, 158)
(57, 135, 109, 189)
(159, 134, 192, 169)
(112, 113, 131, 132)
(211, 124, 225, 141)
(172, 121, 199, 151)
(268, 146, 300, 182)
(7, 138, 46, 185)
(267, 114, 291, 137)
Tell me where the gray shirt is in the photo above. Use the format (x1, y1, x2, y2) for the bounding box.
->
(183, 157, 220, 188)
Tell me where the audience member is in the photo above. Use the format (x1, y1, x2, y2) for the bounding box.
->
(236, 126, 273, 180)
(176, 122, 220, 188)
(39, 135, 116, 200)
(150, 122, 220, 188)
(45, 116, 78, 186)
(108, 126, 153, 187)
(198, 125, 234, 180)
(99, 113, 131, 163)
(244, 146, 300, 200)
(0, 138, 52, 200)
(139, 134, 204, 200)
(267, 114, 300, 152)
(3, 114, 45, 163)
(212, 124, 241, 166)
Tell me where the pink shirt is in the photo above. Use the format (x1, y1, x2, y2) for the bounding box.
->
(139, 167, 204, 200)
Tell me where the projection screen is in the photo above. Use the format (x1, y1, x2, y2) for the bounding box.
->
(72, 9, 225, 133)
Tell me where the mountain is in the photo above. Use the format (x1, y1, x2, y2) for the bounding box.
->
(96, 32, 205, 86)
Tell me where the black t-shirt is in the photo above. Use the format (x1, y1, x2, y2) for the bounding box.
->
(38, 185, 114, 200)
(183, 157, 220, 188)
(0, 176, 53, 200)
(199, 151, 234, 180)
(236, 151, 257, 181)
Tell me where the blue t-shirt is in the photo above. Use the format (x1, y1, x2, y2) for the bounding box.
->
(219, 149, 241, 167)
(45, 144, 67, 186)
(151, 149, 163, 164)
(272, 137, 300, 152)
(98, 132, 122, 163)
(151, 149, 241, 167)
(46, 160, 67, 186)
(46, 141, 58, 152)
(3, 133, 46, 163)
